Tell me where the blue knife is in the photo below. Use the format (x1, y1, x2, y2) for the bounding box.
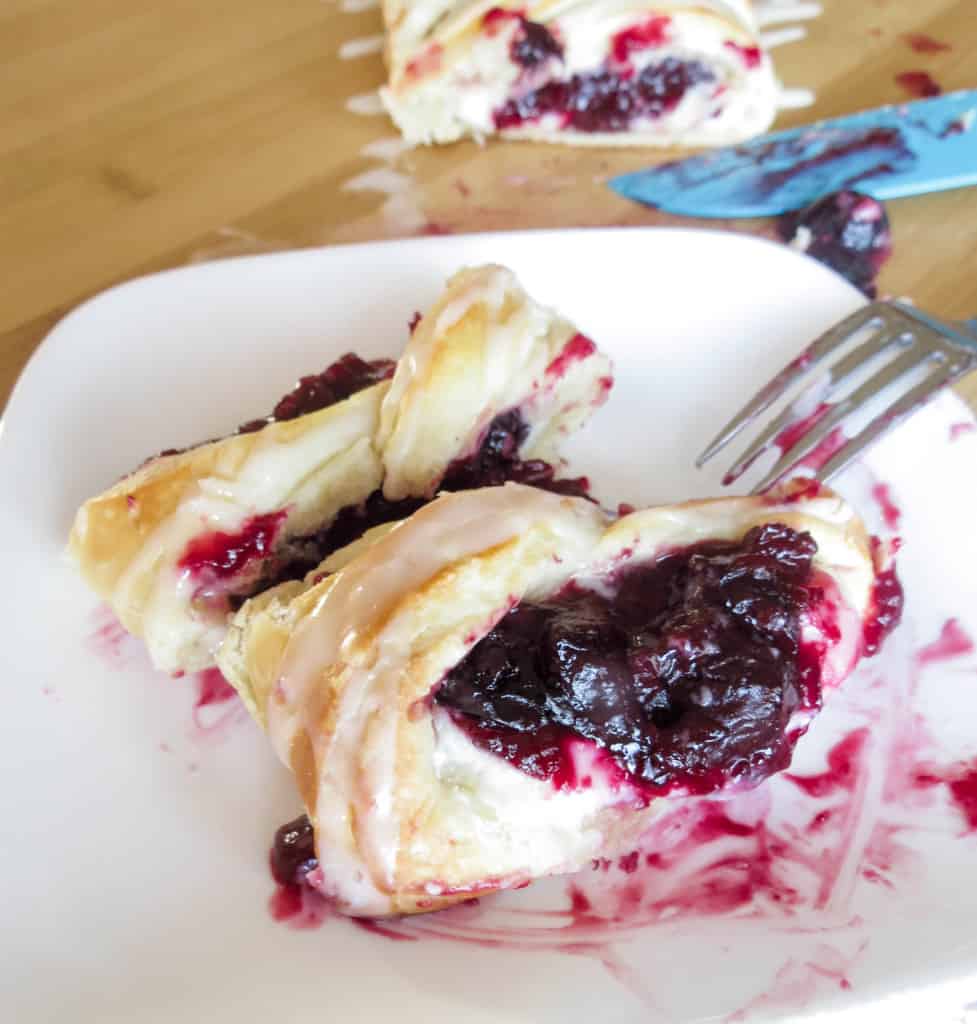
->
(609, 90, 977, 218)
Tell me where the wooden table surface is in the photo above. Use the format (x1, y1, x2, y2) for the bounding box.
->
(2, 0, 976, 411)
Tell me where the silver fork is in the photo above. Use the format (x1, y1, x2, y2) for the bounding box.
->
(696, 302, 977, 493)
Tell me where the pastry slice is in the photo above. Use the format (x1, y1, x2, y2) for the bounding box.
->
(218, 480, 887, 917)
(380, 0, 783, 146)
(69, 265, 611, 674)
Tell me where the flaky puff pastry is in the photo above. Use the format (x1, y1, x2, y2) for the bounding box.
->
(218, 480, 876, 917)
(69, 264, 611, 675)
(379, 264, 610, 499)
(380, 0, 784, 147)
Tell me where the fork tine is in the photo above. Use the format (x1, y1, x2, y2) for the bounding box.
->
(816, 361, 965, 482)
(820, 327, 909, 388)
(720, 326, 908, 485)
(749, 347, 934, 494)
(695, 307, 884, 467)
(720, 399, 820, 486)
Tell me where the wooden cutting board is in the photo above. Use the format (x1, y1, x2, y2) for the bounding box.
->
(1, 0, 975, 409)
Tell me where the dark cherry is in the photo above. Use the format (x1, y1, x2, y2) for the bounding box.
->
(511, 19, 563, 69)
(240, 408, 590, 599)
(494, 80, 568, 131)
(777, 190, 892, 299)
(263, 353, 396, 425)
(279, 491, 427, 582)
(494, 59, 714, 132)
(270, 814, 318, 887)
(483, 8, 563, 69)
(145, 352, 395, 461)
(634, 58, 714, 112)
(440, 409, 590, 498)
(564, 72, 640, 134)
(436, 523, 829, 794)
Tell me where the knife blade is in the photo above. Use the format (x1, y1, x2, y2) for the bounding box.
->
(609, 90, 977, 218)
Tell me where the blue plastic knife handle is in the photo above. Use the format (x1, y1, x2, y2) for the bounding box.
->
(609, 90, 977, 218)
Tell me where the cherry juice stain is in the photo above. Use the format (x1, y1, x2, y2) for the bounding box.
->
(87, 605, 245, 737)
(725, 943, 864, 1022)
(190, 667, 243, 733)
(946, 769, 977, 831)
(888, 618, 977, 835)
(902, 33, 951, 54)
(950, 420, 977, 442)
(870, 482, 901, 531)
(269, 882, 332, 930)
(895, 71, 942, 99)
(781, 411, 847, 473)
(87, 604, 146, 668)
(720, 402, 845, 487)
(784, 728, 869, 800)
(915, 618, 974, 667)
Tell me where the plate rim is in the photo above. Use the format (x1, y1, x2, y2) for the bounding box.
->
(0, 225, 869, 437)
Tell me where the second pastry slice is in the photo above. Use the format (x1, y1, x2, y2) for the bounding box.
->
(381, 0, 783, 146)
(68, 265, 611, 674)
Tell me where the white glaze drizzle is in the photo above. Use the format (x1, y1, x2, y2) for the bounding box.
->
(777, 86, 816, 109)
(342, 167, 414, 194)
(360, 135, 414, 160)
(267, 485, 596, 912)
(754, 0, 822, 27)
(345, 90, 387, 116)
(339, 34, 385, 59)
(759, 25, 807, 48)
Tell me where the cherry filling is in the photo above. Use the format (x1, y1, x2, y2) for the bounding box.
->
(237, 353, 396, 433)
(173, 324, 595, 599)
(271, 814, 319, 887)
(152, 353, 396, 460)
(494, 59, 715, 133)
(179, 509, 288, 584)
(511, 19, 563, 68)
(168, 353, 395, 598)
(233, 408, 591, 600)
(436, 524, 834, 795)
(777, 190, 892, 299)
(483, 9, 563, 69)
(438, 409, 591, 498)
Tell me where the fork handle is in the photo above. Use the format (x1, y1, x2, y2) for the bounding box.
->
(893, 304, 977, 356)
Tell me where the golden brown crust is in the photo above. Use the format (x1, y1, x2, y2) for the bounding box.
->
(68, 384, 386, 672)
(378, 264, 610, 500)
(69, 395, 379, 604)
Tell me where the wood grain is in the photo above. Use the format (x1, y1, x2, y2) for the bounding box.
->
(2, 0, 975, 410)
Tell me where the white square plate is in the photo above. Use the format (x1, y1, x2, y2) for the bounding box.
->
(3, 228, 977, 1023)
